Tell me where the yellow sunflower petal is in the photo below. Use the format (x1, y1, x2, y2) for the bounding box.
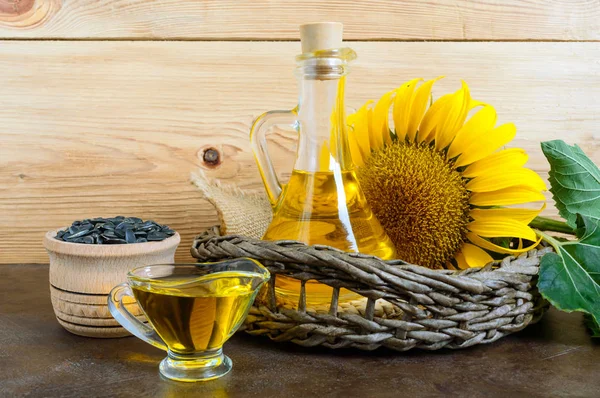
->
(462, 148, 528, 178)
(454, 122, 517, 167)
(367, 108, 378, 150)
(469, 203, 546, 224)
(392, 78, 422, 142)
(461, 243, 494, 267)
(466, 168, 547, 192)
(371, 90, 394, 148)
(418, 93, 452, 143)
(435, 81, 471, 151)
(447, 105, 497, 160)
(347, 129, 364, 167)
(467, 232, 543, 255)
(407, 77, 442, 142)
(470, 186, 546, 206)
(454, 250, 470, 270)
(347, 101, 373, 160)
(468, 219, 538, 241)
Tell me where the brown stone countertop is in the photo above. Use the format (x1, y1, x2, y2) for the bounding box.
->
(1, 264, 599, 397)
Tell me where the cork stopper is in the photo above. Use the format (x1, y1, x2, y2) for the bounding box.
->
(299, 22, 343, 53)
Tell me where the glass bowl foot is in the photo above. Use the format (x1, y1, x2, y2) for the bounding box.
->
(159, 348, 232, 382)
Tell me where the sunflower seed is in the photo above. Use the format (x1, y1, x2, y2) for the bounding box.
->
(138, 221, 156, 232)
(125, 229, 136, 244)
(147, 231, 167, 241)
(104, 238, 127, 244)
(115, 222, 131, 231)
(66, 228, 92, 239)
(101, 231, 117, 239)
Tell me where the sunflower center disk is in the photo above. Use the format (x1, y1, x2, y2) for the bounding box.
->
(358, 142, 470, 268)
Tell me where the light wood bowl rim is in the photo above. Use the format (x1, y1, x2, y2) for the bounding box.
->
(44, 228, 180, 257)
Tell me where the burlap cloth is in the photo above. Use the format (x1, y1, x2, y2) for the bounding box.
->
(191, 170, 272, 239)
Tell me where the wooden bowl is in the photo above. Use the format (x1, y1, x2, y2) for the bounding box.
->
(44, 229, 180, 338)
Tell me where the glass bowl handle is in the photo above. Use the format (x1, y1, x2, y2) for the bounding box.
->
(250, 108, 298, 207)
(108, 283, 167, 351)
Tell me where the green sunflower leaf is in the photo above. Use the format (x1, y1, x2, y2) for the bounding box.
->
(538, 214, 600, 331)
(540, 140, 600, 228)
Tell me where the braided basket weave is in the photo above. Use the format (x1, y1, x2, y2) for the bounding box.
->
(191, 226, 551, 351)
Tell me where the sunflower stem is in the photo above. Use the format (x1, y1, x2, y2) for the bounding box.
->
(534, 229, 564, 254)
(529, 216, 575, 235)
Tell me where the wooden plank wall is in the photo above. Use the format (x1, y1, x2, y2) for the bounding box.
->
(1, 1, 599, 263)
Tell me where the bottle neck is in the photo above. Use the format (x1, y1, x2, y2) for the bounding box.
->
(294, 69, 352, 173)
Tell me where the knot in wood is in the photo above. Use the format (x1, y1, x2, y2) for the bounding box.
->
(202, 147, 221, 167)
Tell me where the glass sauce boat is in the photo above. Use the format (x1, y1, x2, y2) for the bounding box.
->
(108, 259, 270, 382)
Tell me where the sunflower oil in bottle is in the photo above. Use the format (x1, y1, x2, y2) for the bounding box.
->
(250, 23, 396, 309)
(263, 170, 393, 253)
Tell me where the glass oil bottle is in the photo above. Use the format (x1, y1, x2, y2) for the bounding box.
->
(250, 22, 396, 308)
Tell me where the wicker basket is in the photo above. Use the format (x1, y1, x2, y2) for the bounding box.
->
(191, 226, 551, 351)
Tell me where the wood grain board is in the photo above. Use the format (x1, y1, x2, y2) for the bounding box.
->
(0, 0, 599, 40)
(1, 41, 598, 264)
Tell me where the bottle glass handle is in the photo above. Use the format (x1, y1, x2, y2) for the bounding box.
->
(250, 109, 298, 206)
(108, 282, 167, 351)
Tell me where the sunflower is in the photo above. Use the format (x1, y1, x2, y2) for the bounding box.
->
(346, 78, 547, 269)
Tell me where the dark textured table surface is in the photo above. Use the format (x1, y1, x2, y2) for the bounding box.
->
(1, 264, 599, 397)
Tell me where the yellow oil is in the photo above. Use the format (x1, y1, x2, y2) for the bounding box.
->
(132, 275, 255, 355)
(262, 169, 396, 307)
